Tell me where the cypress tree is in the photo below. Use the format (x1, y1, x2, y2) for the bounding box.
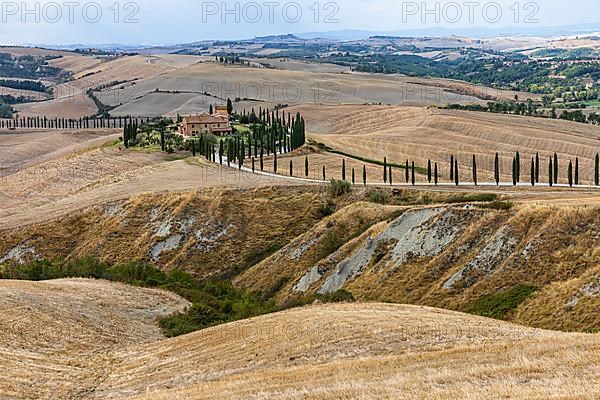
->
(342, 159, 346, 181)
(549, 158, 553, 187)
(191, 140, 196, 157)
(531, 158, 535, 186)
(535, 152, 540, 183)
(322, 165, 326, 181)
(405, 160, 409, 183)
(512, 156, 517, 186)
(411, 161, 415, 186)
(434, 163, 438, 185)
(219, 140, 224, 164)
(227, 98, 233, 115)
(239, 141, 245, 168)
(595, 153, 599, 186)
(260, 147, 264, 171)
(226, 139, 231, 167)
(305, 156, 309, 177)
(575, 157, 579, 185)
(494, 152, 500, 186)
(568, 160, 573, 187)
(290, 160, 293, 177)
(274, 152, 277, 174)
(516, 151, 521, 183)
(383, 157, 387, 183)
(427, 160, 432, 183)
(554, 153, 559, 183)
(252, 157, 255, 173)
(472, 154, 477, 186)
(389, 166, 393, 185)
(123, 123, 129, 148)
(363, 165, 367, 186)
(450, 155, 454, 181)
(454, 160, 459, 186)
(352, 168, 355, 185)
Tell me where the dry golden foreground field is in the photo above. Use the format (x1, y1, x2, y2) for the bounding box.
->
(29, 297, 600, 400)
(1, 283, 599, 400)
(0, 279, 189, 399)
(285, 104, 600, 184)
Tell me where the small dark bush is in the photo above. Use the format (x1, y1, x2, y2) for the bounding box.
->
(479, 201, 514, 211)
(329, 179, 351, 198)
(468, 285, 537, 320)
(368, 191, 389, 205)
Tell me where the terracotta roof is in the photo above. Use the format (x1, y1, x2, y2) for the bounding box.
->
(183, 113, 229, 124)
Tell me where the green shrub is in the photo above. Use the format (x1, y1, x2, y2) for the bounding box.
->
(446, 193, 497, 204)
(368, 191, 389, 205)
(321, 232, 344, 257)
(329, 179, 351, 198)
(479, 201, 514, 211)
(468, 285, 537, 320)
(322, 289, 355, 303)
(316, 201, 335, 218)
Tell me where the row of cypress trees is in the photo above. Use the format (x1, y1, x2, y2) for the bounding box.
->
(3, 115, 149, 130)
(276, 152, 600, 188)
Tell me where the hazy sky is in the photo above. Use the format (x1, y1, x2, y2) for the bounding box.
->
(0, 0, 598, 45)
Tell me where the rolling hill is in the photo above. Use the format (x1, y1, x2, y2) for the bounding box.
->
(1, 290, 598, 399)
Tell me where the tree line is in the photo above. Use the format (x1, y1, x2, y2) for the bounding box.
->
(2, 115, 152, 130)
(228, 150, 600, 188)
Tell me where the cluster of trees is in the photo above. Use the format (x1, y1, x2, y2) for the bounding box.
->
(191, 108, 306, 170)
(0, 53, 63, 80)
(123, 120, 138, 148)
(214, 55, 250, 66)
(0, 79, 48, 93)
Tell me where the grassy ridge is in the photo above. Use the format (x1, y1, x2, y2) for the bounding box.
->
(0, 257, 354, 337)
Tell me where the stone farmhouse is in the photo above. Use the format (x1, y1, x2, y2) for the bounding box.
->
(179, 106, 232, 137)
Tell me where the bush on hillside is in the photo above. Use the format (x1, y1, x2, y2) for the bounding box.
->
(330, 179, 351, 198)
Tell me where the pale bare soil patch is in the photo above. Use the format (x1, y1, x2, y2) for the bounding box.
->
(0, 86, 48, 100)
(101, 62, 489, 114)
(15, 92, 98, 119)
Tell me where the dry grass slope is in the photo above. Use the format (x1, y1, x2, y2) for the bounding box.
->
(89, 303, 600, 400)
(0, 279, 189, 399)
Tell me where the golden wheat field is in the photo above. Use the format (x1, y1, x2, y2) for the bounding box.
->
(0, 279, 189, 399)
(2, 287, 597, 400)
(283, 104, 600, 184)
